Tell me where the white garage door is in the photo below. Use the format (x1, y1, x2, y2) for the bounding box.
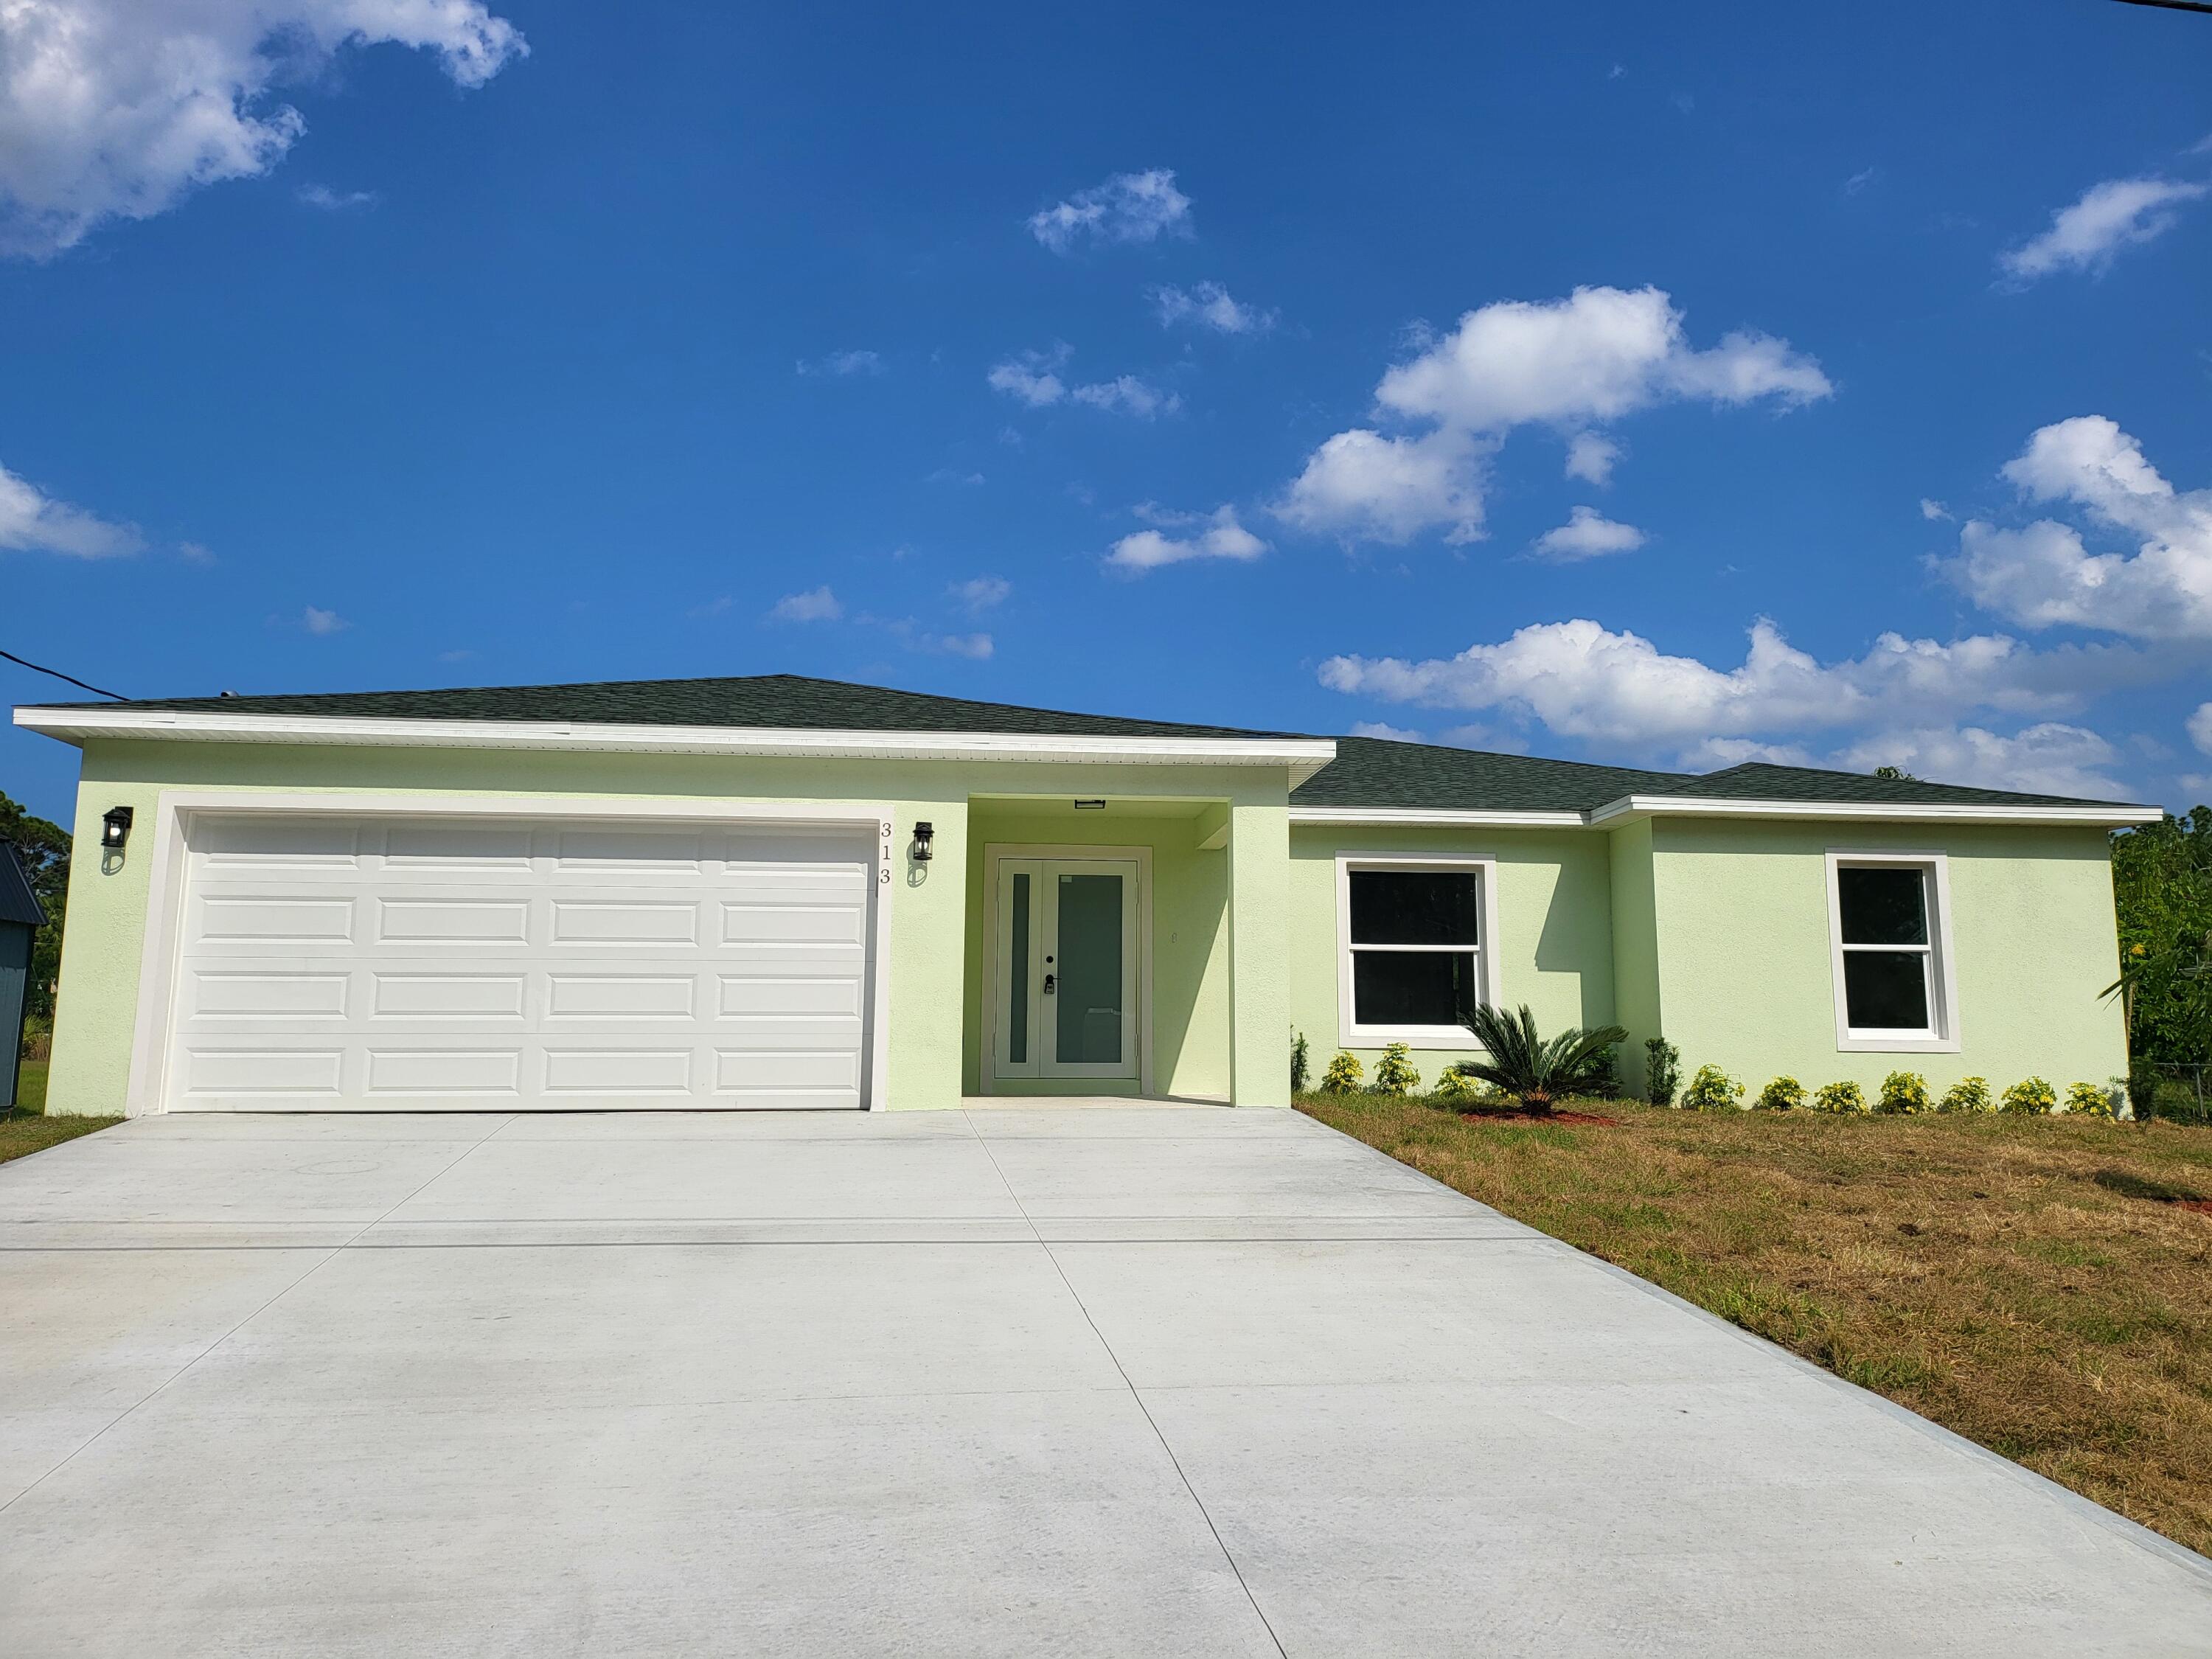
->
(162, 813, 878, 1111)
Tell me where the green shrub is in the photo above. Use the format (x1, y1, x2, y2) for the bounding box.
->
(2124, 1062, 2161, 1121)
(1456, 1004, 1627, 1113)
(1812, 1079, 1868, 1115)
(1756, 1075, 1805, 1111)
(1644, 1037, 1680, 1107)
(1877, 1071, 1931, 1115)
(2064, 1080, 2117, 1119)
(1680, 1064, 1745, 1111)
(1321, 1051, 1364, 1094)
(1938, 1076, 1991, 1114)
(1585, 1043, 1622, 1100)
(2000, 1076, 2057, 1115)
(1371, 1043, 1420, 1096)
(1290, 1029, 1310, 1095)
(1431, 1066, 1491, 1103)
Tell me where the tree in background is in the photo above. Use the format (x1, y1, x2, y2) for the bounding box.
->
(1, 790, 69, 1024)
(2108, 806, 2212, 1065)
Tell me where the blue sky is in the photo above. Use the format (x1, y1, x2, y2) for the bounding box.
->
(4, 0, 2211, 823)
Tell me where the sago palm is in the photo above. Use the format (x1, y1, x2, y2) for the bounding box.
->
(1456, 1003, 1627, 1113)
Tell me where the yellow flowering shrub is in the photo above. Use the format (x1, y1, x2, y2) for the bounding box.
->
(1877, 1071, 1931, 1115)
(1938, 1076, 1991, 1113)
(1812, 1079, 1868, 1114)
(1321, 1051, 1364, 1094)
(1680, 1064, 1745, 1110)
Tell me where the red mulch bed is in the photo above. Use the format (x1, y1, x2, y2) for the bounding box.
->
(1458, 1107, 1619, 1126)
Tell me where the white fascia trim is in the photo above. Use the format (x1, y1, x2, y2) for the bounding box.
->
(1290, 806, 1585, 830)
(15, 706, 1338, 787)
(1587, 793, 2161, 828)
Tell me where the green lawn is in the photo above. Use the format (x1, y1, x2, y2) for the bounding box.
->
(4, 1059, 121, 1164)
(1301, 1091, 2212, 1559)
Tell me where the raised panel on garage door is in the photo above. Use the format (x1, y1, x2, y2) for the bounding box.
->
(164, 814, 877, 1111)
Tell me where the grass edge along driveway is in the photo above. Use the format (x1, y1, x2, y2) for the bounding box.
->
(1298, 1092, 2212, 1561)
(4, 1059, 122, 1165)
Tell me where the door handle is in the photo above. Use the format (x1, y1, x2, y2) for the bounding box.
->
(1043, 973, 1056, 995)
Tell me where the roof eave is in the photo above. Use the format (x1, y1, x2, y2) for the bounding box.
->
(13, 706, 1339, 786)
(1587, 793, 2163, 829)
(1287, 805, 1587, 829)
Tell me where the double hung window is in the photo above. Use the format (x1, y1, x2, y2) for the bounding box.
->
(1827, 853, 1957, 1050)
(1337, 857, 1495, 1043)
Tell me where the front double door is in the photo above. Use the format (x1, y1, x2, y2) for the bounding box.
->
(992, 857, 1139, 1084)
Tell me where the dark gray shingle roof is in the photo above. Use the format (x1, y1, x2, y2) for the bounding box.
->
(39, 672, 1306, 742)
(1288, 736, 1688, 813)
(0, 842, 46, 928)
(1644, 761, 2129, 811)
(1288, 742, 2142, 813)
(28, 673, 2151, 814)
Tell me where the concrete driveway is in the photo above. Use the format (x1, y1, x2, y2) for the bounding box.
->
(2, 1107, 2208, 1658)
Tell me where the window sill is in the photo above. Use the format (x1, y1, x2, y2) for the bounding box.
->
(1343, 1026, 1482, 1049)
(1836, 1032, 1960, 1054)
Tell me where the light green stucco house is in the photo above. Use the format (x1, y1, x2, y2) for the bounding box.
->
(15, 674, 2157, 1116)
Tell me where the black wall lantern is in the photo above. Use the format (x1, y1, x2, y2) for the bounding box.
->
(101, 805, 134, 852)
(908, 821, 934, 863)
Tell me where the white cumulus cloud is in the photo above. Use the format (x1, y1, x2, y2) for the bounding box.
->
(1069, 375, 1179, 418)
(301, 605, 347, 635)
(1349, 720, 1425, 742)
(2188, 702, 2212, 757)
(296, 183, 376, 211)
(928, 631, 992, 660)
(1831, 724, 2129, 801)
(1946, 416, 2212, 640)
(1279, 426, 1490, 546)
(1280, 285, 1828, 546)
(949, 576, 1010, 612)
(0, 0, 526, 257)
(1318, 616, 2139, 754)
(769, 586, 842, 623)
(989, 347, 1177, 417)
(1531, 507, 1645, 562)
(1998, 175, 2208, 284)
(1564, 431, 1621, 486)
(986, 347, 1067, 407)
(1153, 281, 1275, 334)
(1373, 285, 1831, 432)
(1106, 505, 1267, 573)
(1027, 167, 1191, 254)
(0, 459, 142, 556)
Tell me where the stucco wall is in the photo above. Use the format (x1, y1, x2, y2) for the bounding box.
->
(43, 740, 1290, 1116)
(1287, 823, 1615, 1086)
(1647, 818, 2127, 1096)
(1607, 818, 1661, 1096)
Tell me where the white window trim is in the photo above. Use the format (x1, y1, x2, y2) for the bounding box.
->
(1334, 852, 1500, 1048)
(1824, 849, 1961, 1054)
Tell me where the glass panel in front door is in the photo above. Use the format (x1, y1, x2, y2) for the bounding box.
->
(1006, 872, 1030, 1065)
(1053, 872, 1124, 1066)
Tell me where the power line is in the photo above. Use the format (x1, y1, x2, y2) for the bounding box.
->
(2112, 0, 2212, 14)
(0, 647, 127, 702)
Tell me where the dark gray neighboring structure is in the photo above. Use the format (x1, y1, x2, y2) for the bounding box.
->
(0, 841, 46, 1112)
